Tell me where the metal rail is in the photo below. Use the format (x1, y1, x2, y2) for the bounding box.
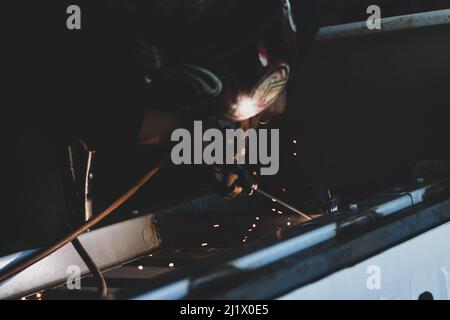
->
(316, 9, 450, 41)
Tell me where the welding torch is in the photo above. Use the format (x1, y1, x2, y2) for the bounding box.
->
(219, 163, 312, 221)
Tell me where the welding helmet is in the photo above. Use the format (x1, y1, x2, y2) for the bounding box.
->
(138, 0, 300, 122)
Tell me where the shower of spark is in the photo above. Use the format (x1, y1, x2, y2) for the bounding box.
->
(256, 189, 312, 221)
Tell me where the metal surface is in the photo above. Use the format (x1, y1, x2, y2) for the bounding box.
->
(280, 220, 450, 300)
(196, 198, 450, 300)
(229, 224, 335, 271)
(0, 213, 161, 299)
(316, 9, 450, 41)
(130, 179, 449, 300)
(4, 178, 447, 299)
(134, 280, 190, 301)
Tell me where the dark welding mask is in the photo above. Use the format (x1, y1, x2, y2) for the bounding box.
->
(139, 0, 299, 122)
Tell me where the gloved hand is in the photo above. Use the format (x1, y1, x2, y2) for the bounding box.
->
(210, 164, 258, 199)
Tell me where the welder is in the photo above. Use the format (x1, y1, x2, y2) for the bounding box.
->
(1, 0, 318, 254)
(133, 0, 319, 198)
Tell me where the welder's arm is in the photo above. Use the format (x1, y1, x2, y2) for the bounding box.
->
(211, 93, 287, 198)
(136, 92, 286, 198)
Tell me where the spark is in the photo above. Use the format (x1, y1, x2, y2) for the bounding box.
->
(36, 293, 42, 299)
(168, 262, 175, 268)
(293, 152, 297, 157)
(21, 297, 26, 300)
(293, 140, 297, 144)
(201, 243, 208, 247)
(213, 224, 220, 228)
(252, 224, 257, 228)
(256, 188, 313, 221)
(256, 217, 260, 220)
(138, 265, 144, 270)
(278, 210, 283, 214)
(272, 208, 276, 212)
(287, 222, 292, 226)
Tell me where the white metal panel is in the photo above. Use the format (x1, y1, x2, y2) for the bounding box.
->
(279, 222, 450, 300)
(0, 214, 161, 299)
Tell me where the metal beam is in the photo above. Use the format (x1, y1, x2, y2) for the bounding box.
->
(316, 9, 450, 41)
(0, 214, 161, 299)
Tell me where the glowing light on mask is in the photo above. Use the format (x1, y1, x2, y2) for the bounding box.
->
(230, 96, 258, 121)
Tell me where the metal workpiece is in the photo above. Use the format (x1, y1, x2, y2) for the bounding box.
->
(0, 214, 161, 299)
(2, 178, 448, 300)
(316, 8, 450, 41)
(365, 179, 449, 215)
(279, 219, 450, 300)
(214, 199, 450, 300)
(131, 178, 450, 300)
(197, 195, 450, 300)
(336, 179, 450, 231)
(229, 180, 450, 272)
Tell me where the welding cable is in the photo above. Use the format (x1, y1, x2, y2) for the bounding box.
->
(66, 223, 108, 298)
(71, 237, 108, 298)
(0, 157, 168, 284)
